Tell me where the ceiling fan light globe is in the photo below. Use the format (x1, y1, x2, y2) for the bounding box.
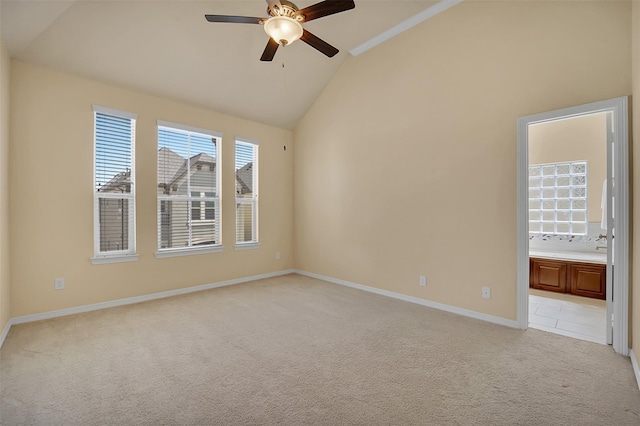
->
(264, 16, 303, 46)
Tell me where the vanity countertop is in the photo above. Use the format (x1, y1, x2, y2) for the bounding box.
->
(529, 250, 607, 264)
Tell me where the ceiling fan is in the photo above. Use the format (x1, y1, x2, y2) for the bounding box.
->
(205, 0, 355, 61)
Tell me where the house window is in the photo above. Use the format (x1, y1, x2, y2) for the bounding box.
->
(235, 139, 258, 247)
(529, 161, 588, 235)
(157, 121, 222, 254)
(92, 106, 137, 263)
(191, 192, 216, 221)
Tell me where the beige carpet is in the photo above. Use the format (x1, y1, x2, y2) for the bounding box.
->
(1, 273, 639, 425)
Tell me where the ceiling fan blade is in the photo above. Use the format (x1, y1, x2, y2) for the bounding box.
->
(266, 0, 283, 15)
(205, 15, 263, 24)
(294, 0, 355, 22)
(300, 29, 339, 58)
(260, 38, 280, 62)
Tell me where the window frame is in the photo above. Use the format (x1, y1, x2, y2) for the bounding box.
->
(91, 105, 138, 265)
(155, 120, 223, 258)
(235, 138, 259, 250)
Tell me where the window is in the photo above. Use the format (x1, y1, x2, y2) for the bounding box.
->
(191, 192, 216, 221)
(157, 121, 222, 255)
(235, 139, 258, 248)
(529, 161, 587, 235)
(92, 106, 137, 263)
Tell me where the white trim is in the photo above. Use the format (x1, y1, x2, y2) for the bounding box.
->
(155, 245, 224, 258)
(517, 113, 529, 330)
(235, 136, 260, 146)
(294, 270, 518, 329)
(0, 320, 11, 348)
(234, 243, 260, 251)
(349, 0, 463, 56)
(516, 97, 630, 356)
(157, 120, 223, 139)
(90, 254, 139, 265)
(611, 97, 630, 356)
(92, 105, 137, 120)
(630, 349, 640, 391)
(8, 270, 295, 327)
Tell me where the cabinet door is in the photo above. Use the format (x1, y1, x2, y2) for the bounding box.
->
(569, 263, 606, 300)
(531, 258, 567, 293)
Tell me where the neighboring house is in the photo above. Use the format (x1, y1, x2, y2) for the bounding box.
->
(158, 147, 218, 248)
(235, 162, 254, 242)
(100, 148, 255, 250)
(97, 170, 131, 252)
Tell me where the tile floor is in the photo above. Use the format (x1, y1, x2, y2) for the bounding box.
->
(528, 289, 607, 344)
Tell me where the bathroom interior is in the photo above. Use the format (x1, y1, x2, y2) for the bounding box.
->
(527, 112, 608, 344)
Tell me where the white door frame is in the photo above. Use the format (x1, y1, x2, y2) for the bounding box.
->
(516, 96, 629, 356)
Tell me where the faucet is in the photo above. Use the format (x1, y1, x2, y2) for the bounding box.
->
(596, 234, 608, 250)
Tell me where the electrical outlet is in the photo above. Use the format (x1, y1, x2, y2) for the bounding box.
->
(482, 286, 491, 299)
(419, 275, 427, 287)
(54, 278, 65, 291)
(275, 251, 281, 260)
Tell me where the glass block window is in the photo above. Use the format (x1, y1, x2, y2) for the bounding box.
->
(529, 161, 587, 235)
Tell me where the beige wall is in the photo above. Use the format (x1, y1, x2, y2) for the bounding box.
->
(294, 1, 631, 320)
(9, 60, 294, 317)
(529, 113, 607, 224)
(0, 39, 10, 333)
(631, 0, 639, 364)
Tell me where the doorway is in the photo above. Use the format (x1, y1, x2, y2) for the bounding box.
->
(527, 112, 608, 344)
(516, 97, 629, 356)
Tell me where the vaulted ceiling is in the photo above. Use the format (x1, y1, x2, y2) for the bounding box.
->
(1, 1, 455, 129)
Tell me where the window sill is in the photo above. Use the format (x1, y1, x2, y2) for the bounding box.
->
(90, 254, 139, 265)
(234, 243, 260, 251)
(155, 245, 224, 259)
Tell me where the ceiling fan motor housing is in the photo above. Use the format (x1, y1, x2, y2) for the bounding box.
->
(268, 0, 305, 21)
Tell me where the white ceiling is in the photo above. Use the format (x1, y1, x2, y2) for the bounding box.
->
(1, 0, 446, 129)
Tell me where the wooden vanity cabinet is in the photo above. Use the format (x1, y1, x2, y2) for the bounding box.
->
(530, 257, 605, 300)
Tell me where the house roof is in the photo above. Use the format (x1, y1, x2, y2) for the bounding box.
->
(98, 170, 131, 193)
(165, 152, 216, 188)
(104, 148, 249, 194)
(236, 163, 254, 195)
(158, 147, 187, 186)
(157, 148, 220, 193)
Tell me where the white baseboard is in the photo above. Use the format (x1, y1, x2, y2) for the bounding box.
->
(294, 270, 519, 329)
(630, 349, 640, 391)
(0, 319, 11, 349)
(0, 269, 295, 348)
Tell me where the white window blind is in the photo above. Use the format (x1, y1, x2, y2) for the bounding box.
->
(157, 122, 221, 252)
(529, 161, 588, 235)
(93, 106, 137, 258)
(235, 139, 258, 245)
